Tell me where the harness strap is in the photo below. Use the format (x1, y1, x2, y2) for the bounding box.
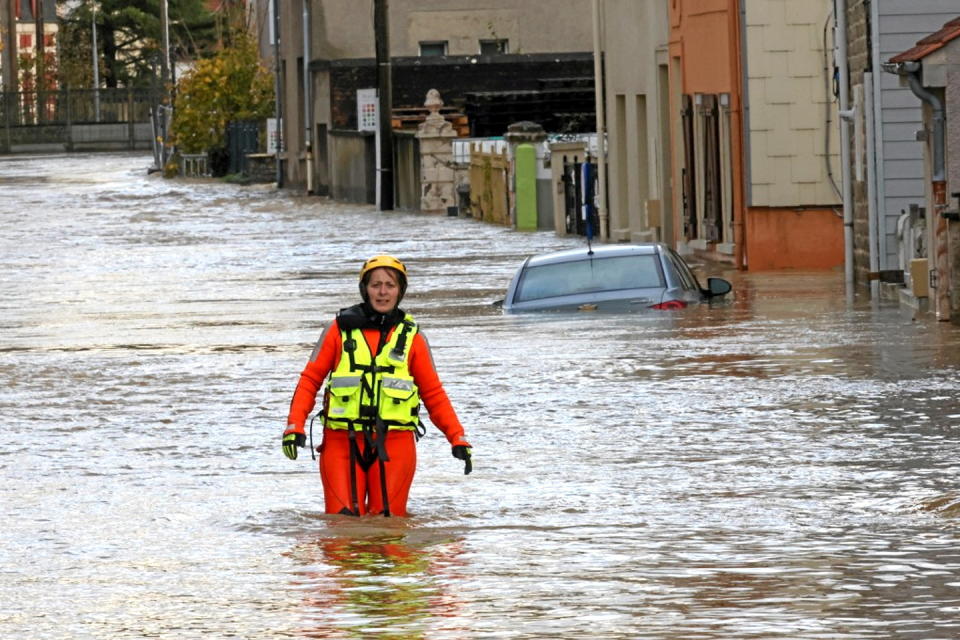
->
(343, 335, 358, 370)
(346, 430, 360, 515)
(389, 319, 415, 360)
(378, 457, 391, 517)
(351, 423, 379, 472)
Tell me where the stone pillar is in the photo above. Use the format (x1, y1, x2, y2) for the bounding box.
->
(416, 89, 458, 214)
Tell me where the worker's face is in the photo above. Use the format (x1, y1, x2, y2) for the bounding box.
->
(366, 268, 400, 313)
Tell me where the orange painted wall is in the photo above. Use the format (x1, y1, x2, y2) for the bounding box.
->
(668, 0, 746, 267)
(745, 208, 845, 270)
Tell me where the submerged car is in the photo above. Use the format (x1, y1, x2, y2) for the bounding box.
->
(501, 243, 732, 312)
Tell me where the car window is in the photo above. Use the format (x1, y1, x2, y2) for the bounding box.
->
(515, 255, 664, 302)
(665, 249, 701, 291)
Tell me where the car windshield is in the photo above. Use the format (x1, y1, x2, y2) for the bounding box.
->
(515, 254, 664, 302)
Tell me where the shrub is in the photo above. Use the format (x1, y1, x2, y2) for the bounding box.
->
(171, 33, 274, 154)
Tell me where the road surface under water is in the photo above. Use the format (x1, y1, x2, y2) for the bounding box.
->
(3, 152, 960, 639)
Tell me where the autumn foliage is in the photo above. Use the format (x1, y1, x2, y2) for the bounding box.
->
(172, 34, 274, 154)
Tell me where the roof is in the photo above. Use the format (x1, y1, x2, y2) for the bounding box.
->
(889, 16, 960, 63)
(526, 243, 662, 267)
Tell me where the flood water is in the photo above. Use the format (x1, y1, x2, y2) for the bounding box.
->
(4, 152, 960, 639)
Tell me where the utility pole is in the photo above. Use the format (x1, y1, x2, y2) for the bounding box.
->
(374, 0, 393, 210)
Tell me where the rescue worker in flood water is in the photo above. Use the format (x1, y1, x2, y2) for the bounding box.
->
(282, 255, 473, 517)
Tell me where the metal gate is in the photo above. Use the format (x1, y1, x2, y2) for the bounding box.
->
(562, 157, 599, 237)
(226, 120, 260, 176)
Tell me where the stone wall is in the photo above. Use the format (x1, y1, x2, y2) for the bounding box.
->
(846, 0, 873, 289)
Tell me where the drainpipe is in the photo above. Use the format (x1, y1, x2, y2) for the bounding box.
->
(864, 72, 879, 302)
(834, 0, 855, 294)
(736, 1, 750, 270)
(592, 0, 608, 240)
(893, 60, 948, 320)
(302, 0, 313, 194)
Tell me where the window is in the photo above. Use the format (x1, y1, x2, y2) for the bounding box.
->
(666, 249, 702, 292)
(515, 255, 664, 302)
(419, 41, 448, 57)
(479, 39, 508, 55)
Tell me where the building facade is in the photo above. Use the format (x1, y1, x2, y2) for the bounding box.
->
(599, 0, 673, 247)
(885, 16, 960, 321)
(739, 0, 844, 271)
(0, 0, 58, 93)
(276, 0, 595, 196)
(844, 0, 959, 294)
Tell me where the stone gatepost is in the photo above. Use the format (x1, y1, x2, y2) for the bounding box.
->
(416, 89, 458, 214)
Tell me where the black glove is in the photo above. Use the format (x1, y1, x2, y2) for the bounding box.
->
(282, 428, 306, 460)
(452, 444, 473, 475)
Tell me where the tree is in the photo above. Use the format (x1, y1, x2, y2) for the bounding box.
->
(171, 32, 274, 155)
(59, 0, 217, 89)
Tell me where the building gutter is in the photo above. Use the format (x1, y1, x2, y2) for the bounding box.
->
(889, 62, 945, 181)
(736, 1, 750, 270)
(833, 0, 855, 294)
(864, 72, 879, 302)
(882, 59, 948, 319)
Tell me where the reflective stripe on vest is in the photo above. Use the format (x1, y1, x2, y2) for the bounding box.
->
(324, 315, 421, 431)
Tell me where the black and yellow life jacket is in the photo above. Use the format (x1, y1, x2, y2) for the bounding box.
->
(323, 312, 421, 432)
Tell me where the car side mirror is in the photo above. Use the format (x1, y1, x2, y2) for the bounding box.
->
(706, 277, 732, 297)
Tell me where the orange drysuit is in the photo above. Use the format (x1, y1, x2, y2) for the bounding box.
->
(287, 308, 469, 517)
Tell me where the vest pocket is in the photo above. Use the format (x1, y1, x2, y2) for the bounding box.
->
(327, 374, 361, 417)
(379, 376, 418, 422)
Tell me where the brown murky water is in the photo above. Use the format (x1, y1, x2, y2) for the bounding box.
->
(4, 152, 960, 639)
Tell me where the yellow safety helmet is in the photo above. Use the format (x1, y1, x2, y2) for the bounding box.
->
(359, 254, 408, 305)
(359, 254, 407, 281)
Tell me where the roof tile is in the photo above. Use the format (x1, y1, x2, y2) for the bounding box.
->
(889, 16, 960, 63)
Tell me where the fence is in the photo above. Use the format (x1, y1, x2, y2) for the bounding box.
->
(394, 131, 420, 211)
(468, 143, 510, 225)
(329, 130, 376, 204)
(0, 87, 160, 152)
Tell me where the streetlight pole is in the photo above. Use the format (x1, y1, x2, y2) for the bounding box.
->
(160, 0, 170, 88)
(591, 0, 608, 239)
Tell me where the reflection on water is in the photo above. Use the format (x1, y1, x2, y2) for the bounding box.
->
(4, 153, 960, 639)
(287, 520, 466, 639)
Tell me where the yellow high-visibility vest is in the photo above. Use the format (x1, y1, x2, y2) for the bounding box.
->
(323, 315, 421, 431)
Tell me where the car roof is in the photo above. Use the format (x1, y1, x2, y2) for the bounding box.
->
(525, 243, 665, 267)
